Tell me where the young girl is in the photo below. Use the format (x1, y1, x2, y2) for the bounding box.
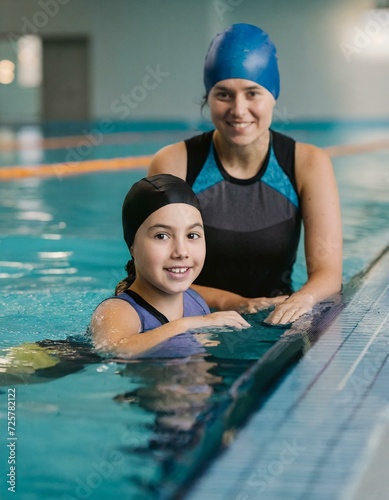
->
(89, 174, 250, 357)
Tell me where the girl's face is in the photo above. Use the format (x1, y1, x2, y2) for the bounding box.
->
(208, 78, 276, 148)
(131, 204, 205, 296)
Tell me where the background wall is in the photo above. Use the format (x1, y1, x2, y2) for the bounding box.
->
(0, 0, 388, 123)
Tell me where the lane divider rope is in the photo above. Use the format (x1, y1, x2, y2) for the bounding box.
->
(0, 155, 153, 181)
(1, 138, 389, 181)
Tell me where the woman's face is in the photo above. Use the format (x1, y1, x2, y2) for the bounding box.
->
(207, 78, 276, 148)
(131, 204, 205, 296)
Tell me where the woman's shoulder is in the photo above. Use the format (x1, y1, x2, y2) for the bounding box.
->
(148, 141, 187, 178)
(148, 131, 214, 178)
(295, 141, 332, 172)
(294, 141, 334, 193)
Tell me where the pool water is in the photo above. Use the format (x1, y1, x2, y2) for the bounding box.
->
(0, 122, 388, 499)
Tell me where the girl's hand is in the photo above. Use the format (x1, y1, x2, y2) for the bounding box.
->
(201, 311, 251, 329)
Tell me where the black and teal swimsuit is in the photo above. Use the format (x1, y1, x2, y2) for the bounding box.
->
(185, 130, 301, 298)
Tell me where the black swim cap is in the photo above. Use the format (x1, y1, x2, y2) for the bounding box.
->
(122, 174, 202, 251)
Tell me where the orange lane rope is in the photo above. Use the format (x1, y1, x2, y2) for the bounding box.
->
(0, 131, 154, 152)
(0, 155, 153, 181)
(324, 139, 389, 157)
(1, 138, 389, 181)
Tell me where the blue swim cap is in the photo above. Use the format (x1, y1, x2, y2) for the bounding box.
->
(203, 23, 280, 99)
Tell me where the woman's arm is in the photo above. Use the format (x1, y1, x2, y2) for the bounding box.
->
(266, 143, 342, 325)
(89, 298, 250, 357)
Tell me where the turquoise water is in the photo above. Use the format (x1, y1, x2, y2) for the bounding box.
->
(0, 122, 388, 499)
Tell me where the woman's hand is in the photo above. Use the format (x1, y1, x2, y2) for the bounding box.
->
(264, 293, 315, 325)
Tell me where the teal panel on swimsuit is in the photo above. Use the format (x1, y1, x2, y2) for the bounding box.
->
(262, 148, 299, 208)
(192, 143, 224, 194)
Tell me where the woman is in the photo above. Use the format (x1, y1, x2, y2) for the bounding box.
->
(90, 174, 249, 357)
(149, 24, 342, 325)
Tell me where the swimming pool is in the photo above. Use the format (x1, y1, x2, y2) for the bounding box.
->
(0, 121, 388, 499)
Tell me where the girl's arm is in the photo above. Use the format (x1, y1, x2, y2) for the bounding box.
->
(90, 298, 250, 357)
(191, 284, 289, 313)
(266, 143, 342, 325)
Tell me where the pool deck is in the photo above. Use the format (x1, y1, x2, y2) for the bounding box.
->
(188, 247, 389, 500)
